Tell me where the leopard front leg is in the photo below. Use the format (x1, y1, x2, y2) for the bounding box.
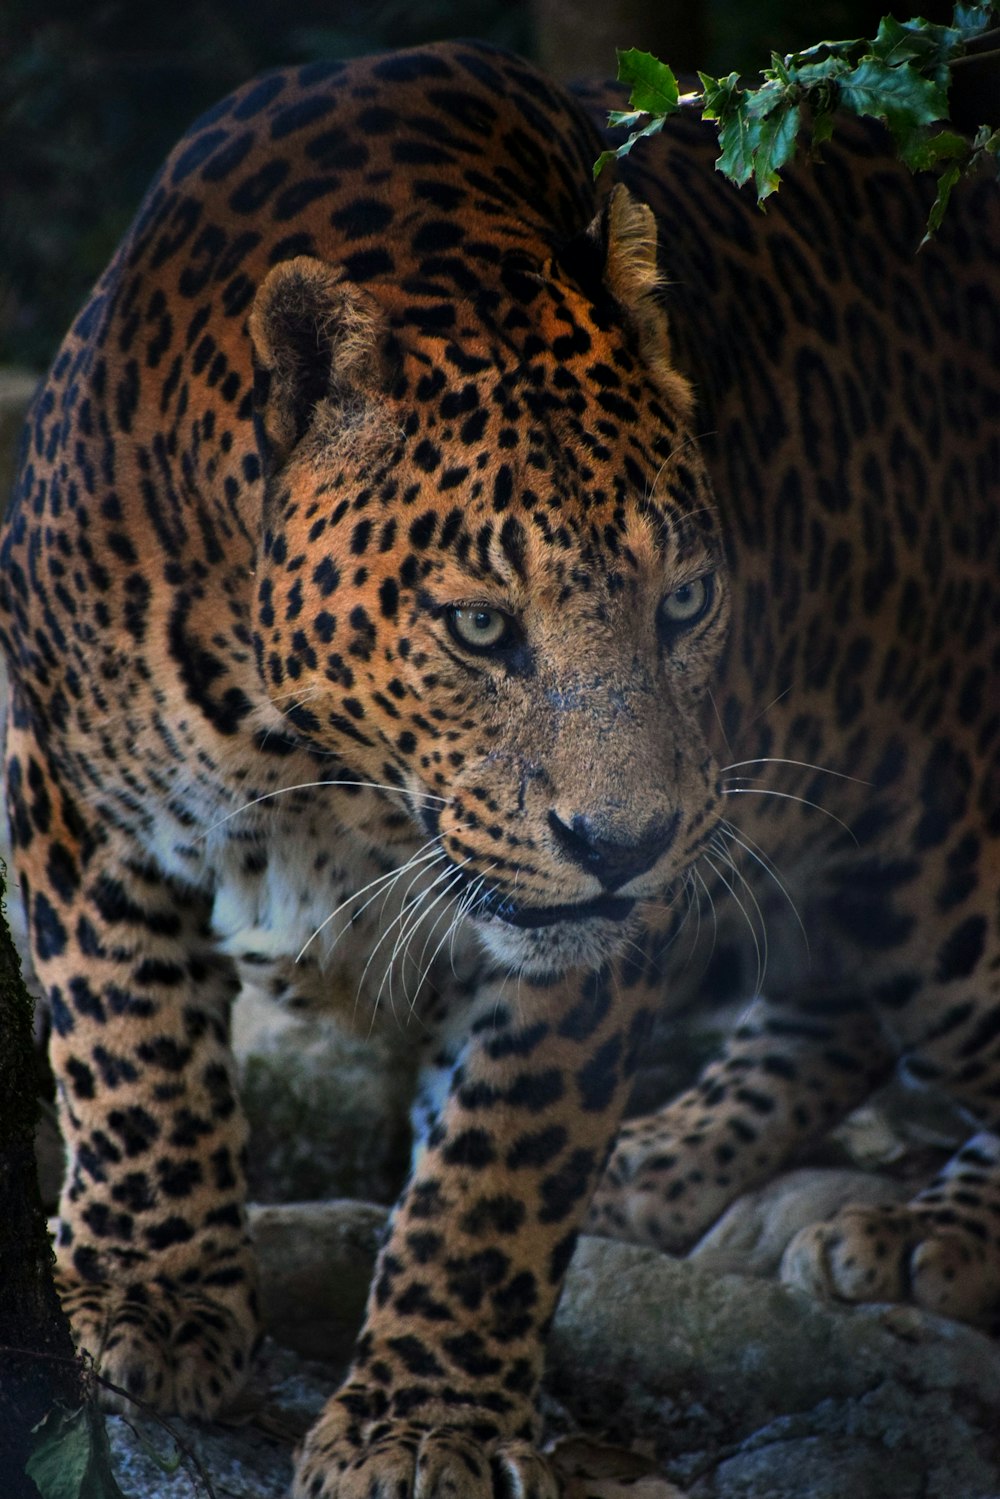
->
(11, 748, 258, 1416)
(294, 962, 653, 1499)
(587, 995, 893, 1251)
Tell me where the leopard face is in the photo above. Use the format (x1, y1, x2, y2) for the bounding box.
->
(247, 236, 728, 978)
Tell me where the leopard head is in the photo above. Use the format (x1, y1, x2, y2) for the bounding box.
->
(248, 186, 729, 975)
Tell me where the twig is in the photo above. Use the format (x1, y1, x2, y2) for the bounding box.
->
(0, 1344, 220, 1499)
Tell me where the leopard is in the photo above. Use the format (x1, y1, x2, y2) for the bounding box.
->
(0, 34, 998, 1499)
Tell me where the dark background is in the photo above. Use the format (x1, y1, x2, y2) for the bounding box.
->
(0, 0, 956, 370)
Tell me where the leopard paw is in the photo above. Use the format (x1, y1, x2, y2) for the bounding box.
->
(780, 1204, 1000, 1328)
(293, 1388, 557, 1499)
(57, 1271, 258, 1417)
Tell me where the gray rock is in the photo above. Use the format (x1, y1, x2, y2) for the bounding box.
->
(252, 1199, 386, 1363)
(549, 1237, 1000, 1497)
(101, 1210, 1000, 1497)
(233, 990, 414, 1207)
(688, 1167, 909, 1277)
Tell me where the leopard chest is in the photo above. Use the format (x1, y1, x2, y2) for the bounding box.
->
(205, 806, 482, 1028)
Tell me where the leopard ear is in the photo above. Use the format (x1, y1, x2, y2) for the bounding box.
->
(590, 184, 693, 416)
(248, 256, 390, 467)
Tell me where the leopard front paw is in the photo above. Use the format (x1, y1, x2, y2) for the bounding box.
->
(293, 1386, 557, 1499)
(57, 1269, 259, 1417)
(780, 1203, 1000, 1328)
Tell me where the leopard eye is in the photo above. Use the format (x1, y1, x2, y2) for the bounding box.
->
(447, 604, 514, 654)
(659, 574, 714, 637)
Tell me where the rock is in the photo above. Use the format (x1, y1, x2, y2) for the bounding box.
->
(102, 1215, 1000, 1498)
(549, 1237, 1000, 1496)
(687, 1167, 909, 1276)
(251, 1199, 386, 1362)
(105, 1339, 331, 1499)
(233, 988, 414, 1206)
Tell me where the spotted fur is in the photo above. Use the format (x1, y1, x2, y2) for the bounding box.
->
(1, 38, 998, 1499)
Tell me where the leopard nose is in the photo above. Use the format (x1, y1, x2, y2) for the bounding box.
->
(547, 809, 679, 891)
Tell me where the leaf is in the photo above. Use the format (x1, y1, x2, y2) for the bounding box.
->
(952, 3, 995, 41)
(751, 103, 802, 199)
(715, 95, 801, 201)
(27, 1405, 127, 1499)
(810, 110, 836, 151)
(27, 1408, 91, 1499)
(870, 14, 961, 74)
(715, 99, 756, 188)
(921, 158, 964, 244)
(593, 115, 667, 179)
(786, 56, 852, 89)
(793, 35, 863, 62)
(837, 54, 950, 142)
(899, 126, 968, 171)
(615, 48, 679, 117)
(697, 70, 741, 121)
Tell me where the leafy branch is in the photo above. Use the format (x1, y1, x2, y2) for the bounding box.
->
(594, 2, 1000, 239)
(2, 1343, 219, 1499)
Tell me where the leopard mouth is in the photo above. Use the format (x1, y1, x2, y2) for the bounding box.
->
(474, 889, 636, 929)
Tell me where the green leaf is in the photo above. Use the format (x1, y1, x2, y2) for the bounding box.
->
(870, 14, 960, 71)
(899, 126, 968, 171)
(697, 70, 741, 121)
(751, 103, 803, 200)
(921, 159, 964, 243)
(793, 35, 863, 62)
(953, 3, 995, 41)
(606, 108, 646, 129)
(786, 56, 852, 89)
(715, 99, 756, 188)
(743, 76, 791, 121)
(27, 1405, 126, 1499)
(593, 115, 667, 179)
(838, 54, 949, 142)
(810, 110, 836, 151)
(715, 98, 802, 199)
(615, 48, 679, 116)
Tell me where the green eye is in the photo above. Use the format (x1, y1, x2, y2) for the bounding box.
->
(447, 604, 513, 653)
(659, 574, 713, 637)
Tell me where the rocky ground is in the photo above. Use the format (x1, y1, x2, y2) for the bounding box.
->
(29, 985, 1000, 1499)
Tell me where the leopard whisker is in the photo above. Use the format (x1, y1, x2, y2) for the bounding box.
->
(295, 837, 447, 963)
(703, 849, 764, 988)
(363, 853, 474, 1024)
(693, 864, 717, 959)
(410, 866, 496, 1008)
(717, 817, 809, 959)
(392, 865, 469, 1002)
(448, 873, 494, 975)
(203, 778, 448, 836)
(720, 755, 870, 787)
(722, 786, 859, 845)
(708, 833, 769, 995)
(378, 860, 477, 1024)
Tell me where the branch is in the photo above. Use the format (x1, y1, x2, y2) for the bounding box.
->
(593, 1, 1000, 240)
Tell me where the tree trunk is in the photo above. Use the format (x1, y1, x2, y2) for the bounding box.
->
(0, 875, 81, 1496)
